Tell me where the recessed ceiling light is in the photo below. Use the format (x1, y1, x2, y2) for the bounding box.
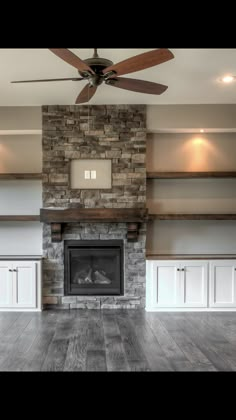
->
(200, 129, 204, 133)
(221, 75, 235, 83)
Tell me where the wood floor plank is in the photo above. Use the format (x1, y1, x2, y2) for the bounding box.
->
(160, 314, 216, 369)
(0, 310, 236, 371)
(64, 316, 90, 371)
(21, 332, 56, 371)
(116, 311, 150, 371)
(0, 313, 34, 345)
(180, 314, 234, 371)
(146, 312, 188, 364)
(102, 312, 129, 372)
(40, 337, 69, 371)
(86, 350, 107, 371)
(85, 310, 107, 371)
(0, 313, 21, 333)
(128, 311, 174, 371)
(172, 361, 217, 372)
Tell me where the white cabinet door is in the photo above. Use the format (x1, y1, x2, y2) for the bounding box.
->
(151, 261, 180, 307)
(13, 262, 37, 308)
(0, 262, 13, 307)
(210, 261, 236, 308)
(180, 261, 208, 307)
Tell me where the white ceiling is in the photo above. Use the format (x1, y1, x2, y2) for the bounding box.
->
(1, 48, 236, 106)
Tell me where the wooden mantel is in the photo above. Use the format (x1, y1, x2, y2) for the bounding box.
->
(40, 208, 148, 242)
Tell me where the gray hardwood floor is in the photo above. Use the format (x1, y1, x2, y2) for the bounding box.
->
(0, 310, 236, 371)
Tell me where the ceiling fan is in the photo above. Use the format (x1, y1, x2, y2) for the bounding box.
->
(11, 48, 174, 104)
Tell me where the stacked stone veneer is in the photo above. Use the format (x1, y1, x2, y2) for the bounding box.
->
(42, 105, 147, 309)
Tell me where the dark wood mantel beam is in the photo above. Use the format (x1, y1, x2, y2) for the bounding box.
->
(40, 208, 148, 243)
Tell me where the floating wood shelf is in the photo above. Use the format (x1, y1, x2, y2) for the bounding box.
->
(0, 216, 40, 221)
(40, 208, 148, 243)
(146, 254, 236, 260)
(148, 214, 236, 220)
(147, 171, 236, 179)
(0, 173, 42, 180)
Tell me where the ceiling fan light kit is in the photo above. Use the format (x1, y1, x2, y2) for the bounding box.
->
(11, 48, 174, 104)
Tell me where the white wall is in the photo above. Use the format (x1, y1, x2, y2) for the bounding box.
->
(147, 105, 236, 132)
(0, 135, 42, 173)
(0, 107, 42, 256)
(146, 106, 236, 256)
(0, 222, 42, 255)
(147, 133, 236, 172)
(147, 178, 236, 214)
(0, 181, 42, 214)
(0, 107, 41, 131)
(146, 221, 236, 255)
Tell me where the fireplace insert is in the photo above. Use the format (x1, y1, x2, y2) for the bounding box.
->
(64, 240, 124, 296)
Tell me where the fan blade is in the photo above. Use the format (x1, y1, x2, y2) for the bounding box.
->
(103, 49, 174, 77)
(11, 77, 84, 83)
(106, 77, 168, 95)
(75, 84, 97, 104)
(49, 49, 94, 74)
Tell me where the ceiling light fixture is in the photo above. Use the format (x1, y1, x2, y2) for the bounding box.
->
(200, 129, 204, 133)
(221, 75, 235, 83)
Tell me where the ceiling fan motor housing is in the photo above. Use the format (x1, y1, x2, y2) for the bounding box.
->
(80, 57, 113, 75)
(79, 57, 115, 87)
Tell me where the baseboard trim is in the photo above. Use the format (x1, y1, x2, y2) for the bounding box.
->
(145, 307, 236, 312)
(0, 308, 42, 312)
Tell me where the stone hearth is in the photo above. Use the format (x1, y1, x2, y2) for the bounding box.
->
(42, 105, 147, 309)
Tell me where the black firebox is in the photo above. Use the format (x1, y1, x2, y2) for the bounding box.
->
(64, 240, 124, 296)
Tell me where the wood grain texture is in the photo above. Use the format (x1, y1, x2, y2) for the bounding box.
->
(146, 171, 236, 179)
(75, 84, 97, 104)
(40, 208, 148, 223)
(1, 310, 236, 371)
(109, 78, 167, 95)
(103, 311, 129, 371)
(0, 173, 42, 180)
(49, 49, 94, 74)
(146, 254, 236, 260)
(0, 215, 40, 221)
(102, 49, 174, 77)
(148, 214, 236, 220)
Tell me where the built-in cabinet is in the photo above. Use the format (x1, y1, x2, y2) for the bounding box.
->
(146, 259, 236, 311)
(209, 260, 236, 308)
(0, 259, 42, 311)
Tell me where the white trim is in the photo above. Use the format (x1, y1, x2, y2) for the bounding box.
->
(0, 308, 42, 312)
(145, 307, 236, 312)
(0, 130, 42, 135)
(147, 128, 236, 134)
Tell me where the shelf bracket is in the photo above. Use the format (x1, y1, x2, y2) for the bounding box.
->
(126, 222, 140, 242)
(51, 223, 62, 243)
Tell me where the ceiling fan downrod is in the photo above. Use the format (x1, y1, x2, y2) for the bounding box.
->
(93, 48, 99, 58)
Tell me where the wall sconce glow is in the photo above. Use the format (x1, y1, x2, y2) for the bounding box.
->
(193, 137, 204, 145)
(221, 75, 235, 83)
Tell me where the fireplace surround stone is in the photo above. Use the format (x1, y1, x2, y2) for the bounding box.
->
(42, 105, 146, 309)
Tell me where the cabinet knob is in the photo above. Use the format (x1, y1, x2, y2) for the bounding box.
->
(177, 268, 180, 271)
(182, 268, 185, 271)
(13, 269, 17, 272)
(9, 269, 12, 272)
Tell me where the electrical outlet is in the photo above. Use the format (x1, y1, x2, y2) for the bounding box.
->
(84, 170, 90, 179)
(91, 170, 97, 179)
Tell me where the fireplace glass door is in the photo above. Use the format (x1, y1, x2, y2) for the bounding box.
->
(64, 240, 124, 295)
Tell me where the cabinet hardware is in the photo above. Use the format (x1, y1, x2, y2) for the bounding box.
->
(177, 268, 180, 271)
(13, 269, 17, 272)
(182, 268, 185, 271)
(9, 269, 12, 272)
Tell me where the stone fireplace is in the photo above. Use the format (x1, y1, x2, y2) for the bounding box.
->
(42, 105, 147, 309)
(64, 240, 124, 296)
